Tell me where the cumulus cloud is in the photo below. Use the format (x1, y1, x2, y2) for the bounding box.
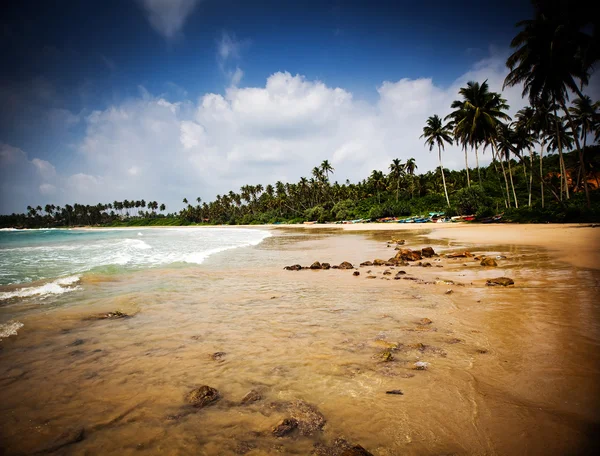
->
(136, 0, 201, 39)
(3, 49, 597, 215)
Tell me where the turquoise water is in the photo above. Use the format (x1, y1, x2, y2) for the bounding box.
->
(0, 228, 270, 298)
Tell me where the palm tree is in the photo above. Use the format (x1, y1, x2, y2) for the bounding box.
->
(446, 81, 511, 188)
(388, 159, 404, 202)
(496, 122, 519, 208)
(320, 160, 334, 181)
(569, 96, 599, 194)
(420, 115, 452, 207)
(504, 0, 597, 204)
(404, 158, 418, 199)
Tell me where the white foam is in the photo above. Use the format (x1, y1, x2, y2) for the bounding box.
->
(0, 321, 24, 339)
(0, 276, 81, 301)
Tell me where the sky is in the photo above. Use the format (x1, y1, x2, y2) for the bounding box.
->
(0, 0, 597, 214)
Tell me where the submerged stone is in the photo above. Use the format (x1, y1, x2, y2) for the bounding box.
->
(210, 352, 226, 361)
(373, 259, 386, 266)
(421, 247, 435, 257)
(360, 261, 373, 267)
(385, 390, 404, 395)
(241, 390, 262, 405)
(338, 261, 354, 270)
(486, 277, 514, 286)
(353, 271, 360, 276)
(186, 385, 220, 408)
(480, 258, 498, 267)
(284, 264, 302, 271)
(272, 418, 298, 437)
(287, 400, 326, 435)
(310, 261, 323, 270)
(322, 263, 331, 270)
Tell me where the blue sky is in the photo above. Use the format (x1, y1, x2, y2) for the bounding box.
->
(2, 0, 588, 214)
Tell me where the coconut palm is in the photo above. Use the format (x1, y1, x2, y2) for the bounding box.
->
(569, 96, 599, 191)
(320, 160, 334, 181)
(388, 158, 404, 202)
(504, 0, 597, 204)
(420, 115, 452, 207)
(446, 81, 511, 188)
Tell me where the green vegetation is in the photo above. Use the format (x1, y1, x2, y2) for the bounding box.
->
(1, 0, 599, 229)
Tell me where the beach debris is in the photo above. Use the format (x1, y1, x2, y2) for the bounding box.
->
(446, 251, 473, 258)
(240, 390, 262, 405)
(395, 249, 422, 262)
(486, 277, 514, 286)
(322, 262, 331, 270)
(338, 261, 354, 270)
(210, 352, 226, 361)
(421, 247, 436, 257)
(272, 418, 298, 437)
(418, 318, 433, 325)
(480, 258, 498, 267)
(312, 439, 375, 456)
(284, 264, 303, 271)
(353, 271, 360, 276)
(413, 361, 429, 370)
(373, 259, 387, 266)
(385, 390, 404, 395)
(310, 261, 323, 269)
(360, 261, 373, 267)
(186, 385, 221, 408)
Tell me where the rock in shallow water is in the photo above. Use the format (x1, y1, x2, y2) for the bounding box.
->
(272, 418, 298, 437)
(480, 257, 498, 267)
(310, 261, 322, 269)
(186, 385, 220, 408)
(353, 271, 360, 276)
(240, 390, 262, 405)
(284, 264, 302, 271)
(338, 261, 354, 270)
(421, 247, 435, 257)
(486, 277, 514, 286)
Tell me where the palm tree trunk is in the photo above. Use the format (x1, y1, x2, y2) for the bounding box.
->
(560, 101, 591, 209)
(540, 143, 545, 208)
(439, 145, 450, 207)
(552, 102, 568, 200)
(507, 157, 519, 208)
(528, 147, 533, 207)
(492, 141, 511, 207)
(396, 178, 399, 203)
(464, 147, 471, 188)
(475, 145, 482, 186)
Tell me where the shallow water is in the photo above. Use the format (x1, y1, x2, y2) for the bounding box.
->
(1, 228, 599, 455)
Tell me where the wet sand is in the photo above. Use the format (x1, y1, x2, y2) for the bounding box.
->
(1, 225, 599, 455)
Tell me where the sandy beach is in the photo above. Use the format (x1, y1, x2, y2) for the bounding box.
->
(1, 224, 599, 455)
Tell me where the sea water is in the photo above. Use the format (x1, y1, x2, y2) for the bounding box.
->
(0, 227, 271, 299)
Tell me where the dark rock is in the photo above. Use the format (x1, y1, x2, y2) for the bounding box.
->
(322, 263, 331, 270)
(341, 445, 374, 456)
(241, 390, 262, 405)
(210, 352, 226, 361)
(395, 249, 422, 262)
(486, 277, 514, 286)
(383, 270, 392, 275)
(385, 390, 404, 395)
(312, 439, 374, 456)
(331, 265, 339, 269)
(310, 261, 323, 270)
(284, 264, 302, 271)
(338, 262, 354, 270)
(373, 259, 386, 266)
(375, 350, 394, 362)
(360, 261, 373, 267)
(287, 400, 326, 435)
(480, 258, 498, 267)
(421, 247, 435, 257)
(366, 275, 377, 279)
(272, 418, 298, 437)
(446, 251, 473, 258)
(384, 262, 395, 266)
(353, 271, 360, 276)
(186, 385, 220, 408)
(476, 349, 489, 354)
(422, 262, 432, 267)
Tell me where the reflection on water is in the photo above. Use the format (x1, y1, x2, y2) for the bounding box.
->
(1, 229, 599, 455)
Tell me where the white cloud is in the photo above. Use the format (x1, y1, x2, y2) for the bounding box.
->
(135, 0, 201, 39)
(3, 49, 597, 215)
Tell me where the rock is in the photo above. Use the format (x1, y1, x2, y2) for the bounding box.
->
(234, 441, 257, 454)
(476, 349, 489, 354)
(322, 263, 331, 270)
(446, 251, 473, 258)
(284, 264, 302, 271)
(480, 258, 498, 267)
(376, 350, 394, 362)
(241, 390, 262, 405)
(422, 262, 432, 267)
(383, 270, 392, 275)
(384, 262, 396, 267)
(340, 445, 374, 456)
(395, 270, 406, 276)
(418, 318, 433, 325)
(366, 275, 376, 279)
(445, 289, 453, 295)
(413, 361, 429, 370)
(486, 277, 514, 286)
(312, 438, 374, 456)
(287, 400, 326, 435)
(38, 427, 85, 453)
(421, 247, 435, 257)
(331, 265, 339, 269)
(338, 261, 354, 270)
(186, 385, 220, 408)
(353, 271, 360, 276)
(210, 352, 226, 361)
(272, 418, 298, 437)
(373, 259, 386, 266)
(385, 390, 403, 395)
(395, 249, 422, 262)
(496, 255, 507, 260)
(447, 338, 462, 344)
(360, 261, 373, 267)
(310, 261, 323, 270)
